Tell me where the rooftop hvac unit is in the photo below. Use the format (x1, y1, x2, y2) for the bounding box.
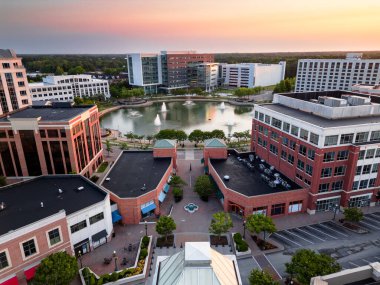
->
(323, 97, 348, 107)
(345, 95, 371, 106)
(77, 186, 84, 191)
(310, 99, 319, 103)
(318, 96, 327, 104)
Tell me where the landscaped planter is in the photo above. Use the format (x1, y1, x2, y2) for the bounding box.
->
(79, 235, 152, 285)
(231, 232, 251, 259)
(341, 222, 369, 234)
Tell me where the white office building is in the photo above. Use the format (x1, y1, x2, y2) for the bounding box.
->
(351, 84, 380, 96)
(220, 62, 286, 88)
(29, 75, 110, 102)
(295, 53, 380, 92)
(188, 63, 219, 92)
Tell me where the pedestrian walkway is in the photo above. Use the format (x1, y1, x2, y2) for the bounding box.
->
(237, 257, 261, 285)
(184, 149, 195, 160)
(254, 254, 282, 281)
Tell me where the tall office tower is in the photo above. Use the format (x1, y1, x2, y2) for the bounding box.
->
(295, 53, 380, 92)
(187, 63, 219, 92)
(0, 49, 32, 115)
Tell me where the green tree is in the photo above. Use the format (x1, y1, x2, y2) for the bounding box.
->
(246, 214, 276, 242)
(169, 175, 187, 187)
(155, 216, 176, 241)
(146, 135, 154, 145)
(285, 249, 341, 285)
(68, 65, 85, 75)
(120, 142, 128, 150)
(188, 129, 204, 145)
(175, 130, 188, 144)
(209, 212, 233, 241)
(248, 269, 278, 285)
(0, 176, 6, 186)
(55, 66, 65, 75)
(125, 132, 135, 141)
(343, 207, 364, 223)
(33, 252, 78, 285)
(105, 140, 112, 156)
(194, 175, 214, 201)
(211, 129, 225, 139)
(155, 129, 178, 140)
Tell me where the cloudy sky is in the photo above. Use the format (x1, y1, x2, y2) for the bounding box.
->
(1, 0, 379, 54)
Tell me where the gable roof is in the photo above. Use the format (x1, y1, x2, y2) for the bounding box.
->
(154, 139, 176, 149)
(204, 138, 227, 148)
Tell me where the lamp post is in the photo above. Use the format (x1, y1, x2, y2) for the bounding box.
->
(145, 220, 148, 236)
(113, 250, 118, 272)
(243, 220, 246, 239)
(330, 203, 339, 220)
(77, 250, 83, 269)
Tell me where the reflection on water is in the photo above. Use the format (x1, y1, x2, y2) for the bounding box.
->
(100, 101, 253, 136)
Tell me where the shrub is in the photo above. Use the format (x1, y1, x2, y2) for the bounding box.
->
(141, 236, 150, 248)
(172, 187, 183, 197)
(90, 175, 99, 183)
(96, 277, 103, 285)
(237, 241, 249, 252)
(233, 233, 242, 243)
(139, 248, 148, 260)
(89, 275, 96, 285)
(100, 274, 109, 282)
(110, 272, 119, 281)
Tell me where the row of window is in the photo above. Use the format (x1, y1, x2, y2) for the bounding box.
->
(352, 179, 376, 190)
(321, 166, 347, 178)
(325, 131, 380, 146)
(70, 212, 104, 234)
(358, 148, 380, 160)
(318, 181, 344, 193)
(0, 228, 61, 270)
(252, 200, 303, 216)
(355, 163, 379, 175)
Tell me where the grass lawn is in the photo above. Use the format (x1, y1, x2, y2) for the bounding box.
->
(96, 161, 109, 173)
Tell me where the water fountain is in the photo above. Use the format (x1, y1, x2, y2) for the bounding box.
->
(183, 100, 195, 106)
(127, 110, 142, 118)
(220, 102, 226, 110)
(184, 203, 199, 213)
(161, 102, 167, 112)
(154, 114, 161, 126)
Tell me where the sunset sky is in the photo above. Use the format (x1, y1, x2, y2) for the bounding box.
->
(1, 0, 380, 54)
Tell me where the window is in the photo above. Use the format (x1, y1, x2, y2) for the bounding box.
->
(334, 166, 346, 176)
(271, 203, 285, 216)
(372, 163, 379, 173)
(282, 122, 290, 133)
(282, 137, 289, 146)
(289, 140, 296, 150)
(281, 150, 287, 160)
(337, 150, 349, 160)
(331, 181, 343, 191)
(358, 150, 365, 160)
(359, 180, 369, 189)
(323, 152, 335, 162)
(252, 206, 267, 215)
(307, 149, 315, 160)
(259, 113, 264, 121)
(316, 197, 341, 212)
(254, 111, 258, 119)
(22, 239, 37, 258)
(310, 133, 319, 145)
(304, 178, 311, 185)
(370, 131, 380, 141)
(355, 132, 369, 143)
(271, 118, 282, 129)
(362, 164, 371, 174)
(297, 160, 305, 170)
(356, 166, 362, 175)
(264, 115, 270, 124)
(300, 129, 308, 140)
(47, 129, 59, 138)
(270, 132, 279, 141)
(340, 133, 354, 144)
(287, 154, 294, 164)
(299, 145, 307, 156)
(369, 178, 376, 187)
(306, 164, 313, 176)
(0, 251, 9, 270)
(321, 167, 332, 177)
(70, 220, 87, 233)
(291, 126, 299, 136)
(288, 201, 302, 213)
(365, 149, 375, 159)
(2, 63, 10, 68)
(376, 149, 380, 158)
(319, 183, 330, 193)
(89, 212, 104, 225)
(324, 135, 338, 146)
(48, 228, 61, 246)
(352, 181, 359, 190)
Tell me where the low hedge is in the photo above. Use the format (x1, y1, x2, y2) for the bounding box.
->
(141, 236, 150, 248)
(233, 233, 249, 252)
(139, 248, 148, 260)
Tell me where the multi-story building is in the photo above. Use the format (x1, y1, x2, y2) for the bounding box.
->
(295, 53, 380, 92)
(251, 91, 380, 214)
(351, 84, 380, 96)
(220, 62, 286, 88)
(29, 75, 110, 102)
(0, 175, 113, 284)
(0, 102, 103, 178)
(0, 49, 32, 115)
(127, 53, 162, 95)
(126, 51, 214, 94)
(187, 63, 219, 92)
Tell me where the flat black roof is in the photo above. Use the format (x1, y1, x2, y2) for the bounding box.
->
(210, 153, 301, 197)
(261, 104, 380, 128)
(0, 105, 94, 122)
(0, 175, 107, 236)
(101, 151, 171, 198)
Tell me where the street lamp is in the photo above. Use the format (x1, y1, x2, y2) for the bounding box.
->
(145, 221, 148, 236)
(243, 220, 247, 239)
(330, 204, 339, 220)
(77, 250, 83, 268)
(113, 250, 118, 272)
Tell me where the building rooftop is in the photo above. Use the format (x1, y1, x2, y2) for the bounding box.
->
(210, 152, 301, 197)
(101, 151, 171, 198)
(0, 105, 94, 122)
(0, 49, 16, 59)
(0, 175, 107, 236)
(154, 139, 176, 149)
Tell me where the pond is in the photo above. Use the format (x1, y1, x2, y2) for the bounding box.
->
(100, 101, 253, 136)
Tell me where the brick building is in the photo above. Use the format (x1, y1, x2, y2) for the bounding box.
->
(0, 49, 32, 116)
(252, 91, 380, 214)
(0, 175, 113, 284)
(0, 102, 103, 178)
(100, 140, 176, 224)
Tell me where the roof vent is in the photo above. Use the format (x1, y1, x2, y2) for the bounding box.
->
(0, 202, 6, 211)
(40, 202, 44, 208)
(223, 175, 230, 181)
(105, 177, 111, 181)
(77, 186, 84, 191)
(58, 189, 63, 194)
(141, 184, 146, 191)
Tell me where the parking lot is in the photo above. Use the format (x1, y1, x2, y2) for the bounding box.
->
(340, 254, 380, 270)
(270, 212, 380, 249)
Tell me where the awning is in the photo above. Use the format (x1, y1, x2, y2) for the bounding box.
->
(1, 276, 19, 285)
(111, 210, 122, 223)
(163, 183, 170, 193)
(158, 191, 166, 203)
(92, 229, 108, 242)
(141, 203, 156, 214)
(24, 266, 39, 281)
